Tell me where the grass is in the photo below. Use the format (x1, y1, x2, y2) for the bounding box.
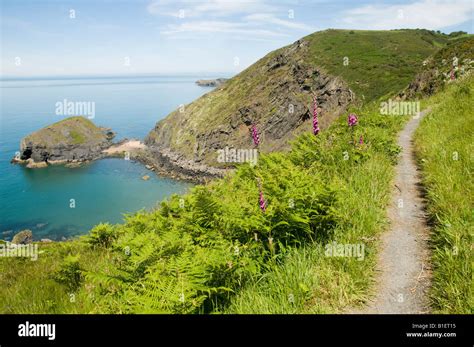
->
(26, 116, 105, 146)
(226, 130, 400, 313)
(305, 29, 447, 101)
(146, 29, 445, 166)
(2, 31, 471, 315)
(413, 75, 474, 314)
(0, 100, 407, 314)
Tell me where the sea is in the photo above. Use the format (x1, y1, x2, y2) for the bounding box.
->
(0, 75, 220, 241)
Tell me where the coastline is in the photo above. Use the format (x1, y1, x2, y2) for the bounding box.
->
(12, 137, 227, 184)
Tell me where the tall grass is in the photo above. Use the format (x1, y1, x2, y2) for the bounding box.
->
(0, 101, 407, 314)
(414, 75, 474, 313)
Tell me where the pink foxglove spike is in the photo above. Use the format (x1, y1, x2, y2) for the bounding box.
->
(251, 124, 260, 146)
(348, 113, 358, 127)
(312, 95, 320, 135)
(256, 178, 266, 212)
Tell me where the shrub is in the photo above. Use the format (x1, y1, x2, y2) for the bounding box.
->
(87, 223, 117, 248)
(53, 255, 83, 292)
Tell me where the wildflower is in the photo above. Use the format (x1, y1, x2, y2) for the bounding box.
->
(312, 95, 320, 135)
(257, 178, 266, 212)
(348, 113, 358, 127)
(359, 135, 363, 145)
(259, 190, 266, 212)
(450, 69, 455, 80)
(251, 124, 260, 146)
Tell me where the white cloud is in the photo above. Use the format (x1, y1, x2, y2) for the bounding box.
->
(150, 1, 314, 39)
(244, 13, 315, 31)
(160, 20, 289, 38)
(147, 0, 276, 18)
(341, 0, 473, 30)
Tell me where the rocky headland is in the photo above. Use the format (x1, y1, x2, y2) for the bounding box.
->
(11, 116, 115, 168)
(146, 38, 354, 181)
(195, 78, 228, 87)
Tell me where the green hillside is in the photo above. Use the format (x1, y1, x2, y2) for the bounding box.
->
(1, 29, 472, 314)
(145, 29, 450, 174)
(305, 29, 449, 100)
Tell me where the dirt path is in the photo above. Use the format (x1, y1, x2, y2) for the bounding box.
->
(354, 109, 432, 314)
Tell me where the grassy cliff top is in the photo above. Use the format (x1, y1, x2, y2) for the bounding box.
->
(23, 116, 108, 147)
(304, 29, 454, 101)
(146, 29, 459, 165)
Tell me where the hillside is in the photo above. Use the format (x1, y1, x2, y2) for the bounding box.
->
(145, 29, 447, 180)
(401, 35, 474, 98)
(1, 30, 472, 314)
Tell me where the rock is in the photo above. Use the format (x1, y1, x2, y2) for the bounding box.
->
(2, 230, 13, 236)
(12, 230, 33, 245)
(16, 116, 115, 168)
(40, 238, 53, 243)
(142, 175, 150, 181)
(195, 78, 228, 87)
(65, 162, 84, 168)
(145, 164, 153, 170)
(26, 158, 48, 168)
(146, 39, 353, 182)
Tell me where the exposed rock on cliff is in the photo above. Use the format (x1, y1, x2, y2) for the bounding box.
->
(146, 39, 353, 179)
(144, 29, 453, 181)
(14, 116, 115, 167)
(399, 37, 474, 99)
(195, 78, 228, 87)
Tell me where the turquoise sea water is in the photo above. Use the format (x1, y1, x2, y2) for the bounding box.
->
(0, 75, 217, 241)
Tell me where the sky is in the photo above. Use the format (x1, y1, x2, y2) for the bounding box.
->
(1, 0, 473, 77)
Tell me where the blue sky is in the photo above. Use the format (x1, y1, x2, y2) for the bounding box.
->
(1, 0, 473, 77)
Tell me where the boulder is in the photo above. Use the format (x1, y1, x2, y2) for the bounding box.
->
(12, 230, 33, 245)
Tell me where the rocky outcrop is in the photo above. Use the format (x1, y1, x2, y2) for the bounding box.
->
(132, 147, 228, 183)
(399, 36, 474, 99)
(12, 230, 33, 245)
(195, 78, 228, 87)
(146, 38, 353, 181)
(12, 116, 115, 167)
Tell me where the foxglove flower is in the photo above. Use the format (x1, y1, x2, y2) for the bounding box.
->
(359, 135, 363, 145)
(257, 178, 266, 212)
(312, 95, 320, 135)
(348, 113, 358, 127)
(251, 124, 260, 146)
(259, 190, 266, 212)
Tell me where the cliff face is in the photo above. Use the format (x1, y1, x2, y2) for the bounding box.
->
(146, 38, 353, 177)
(145, 29, 452, 180)
(19, 116, 114, 164)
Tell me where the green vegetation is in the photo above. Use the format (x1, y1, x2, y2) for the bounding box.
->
(1, 29, 471, 315)
(403, 36, 474, 98)
(306, 29, 449, 101)
(25, 116, 105, 146)
(146, 29, 448, 166)
(414, 75, 474, 314)
(0, 100, 407, 313)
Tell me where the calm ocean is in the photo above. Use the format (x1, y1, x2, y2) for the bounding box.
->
(0, 75, 219, 241)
